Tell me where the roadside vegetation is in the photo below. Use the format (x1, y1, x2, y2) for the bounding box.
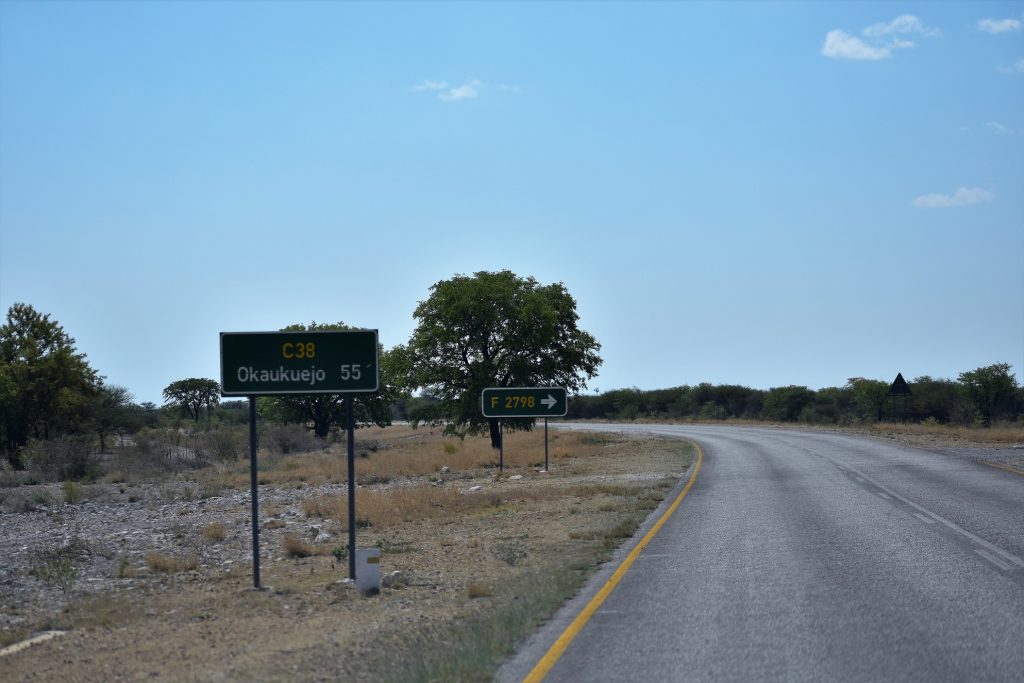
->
(2, 300, 1019, 486)
(562, 366, 1023, 433)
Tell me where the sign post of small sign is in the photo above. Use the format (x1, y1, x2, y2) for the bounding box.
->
(220, 330, 379, 588)
(481, 387, 568, 472)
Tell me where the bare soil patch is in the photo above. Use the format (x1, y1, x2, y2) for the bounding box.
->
(0, 426, 692, 682)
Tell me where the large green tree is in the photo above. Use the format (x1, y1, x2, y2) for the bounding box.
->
(162, 378, 220, 422)
(402, 270, 602, 448)
(958, 363, 1019, 425)
(261, 322, 406, 438)
(0, 303, 101, 466)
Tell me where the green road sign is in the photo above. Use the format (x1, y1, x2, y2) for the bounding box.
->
(481, 387, 568, 418)
(220, 330, 379, 396)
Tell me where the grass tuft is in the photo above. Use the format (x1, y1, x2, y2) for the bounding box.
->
(201, 522, 227, 542)
(281, 533, 332, 558)
(144, 552, 198, 573)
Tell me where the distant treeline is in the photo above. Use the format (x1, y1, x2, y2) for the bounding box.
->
(562, 363, 1022, 426)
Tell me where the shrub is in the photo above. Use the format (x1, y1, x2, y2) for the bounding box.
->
(201, 522, 227, 542)
(263, 424, 318, 455)
(23, 436, 98, 481)
(62, 480, 85, 504)
(28, 537, 92, 592)
(198, 426, 248, 462)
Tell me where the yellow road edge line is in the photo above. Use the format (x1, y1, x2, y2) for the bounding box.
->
(982, 460, 1024, 477)
(522, 442, 704, 683)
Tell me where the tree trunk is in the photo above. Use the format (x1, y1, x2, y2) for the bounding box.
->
(488, 419, 502, 450)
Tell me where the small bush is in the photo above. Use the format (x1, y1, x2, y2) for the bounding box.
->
(62, 480, 84, 504)
(263, 424, 318, 455)
(199, 426, 247, 461)
(23, 436, 98, 481)
(28, 537, 92, 592)
(201, 522, 227, 542)
(493, 542, 527, 566)
(116, 557, 135, 578)
(32, 557, 77, 592)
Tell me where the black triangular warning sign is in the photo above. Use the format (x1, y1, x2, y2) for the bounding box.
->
(888, 373, 911, 396)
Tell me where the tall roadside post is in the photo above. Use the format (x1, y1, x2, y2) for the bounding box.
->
(221, 330, 379, 588)
(248, 396, 260, 587)
(481, 387, 568, 472)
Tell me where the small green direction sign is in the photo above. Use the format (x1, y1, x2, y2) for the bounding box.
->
(220, 330, 379, 396)
(481, 387, 568, 418)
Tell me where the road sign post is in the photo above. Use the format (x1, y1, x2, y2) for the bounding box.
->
(220, 330, 379, 588)
(481, 387, 568, 472)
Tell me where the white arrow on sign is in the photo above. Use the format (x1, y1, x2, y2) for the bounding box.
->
(541, 394, 558, 410)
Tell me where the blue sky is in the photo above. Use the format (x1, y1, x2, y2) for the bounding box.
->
(1, 1, 1022, 405)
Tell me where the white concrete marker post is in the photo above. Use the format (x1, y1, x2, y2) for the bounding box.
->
(356, 548, 381, 595)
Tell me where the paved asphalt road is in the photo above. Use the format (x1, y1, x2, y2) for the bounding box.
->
(499, 425, 1024, 682)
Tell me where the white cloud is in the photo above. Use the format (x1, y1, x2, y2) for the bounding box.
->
(1017, 58, 1024, 73)
(913, 187, 995, 208)
(984, 121, 1009, 134)
(414, 80, 448, 92)
(439, 80, 480, 102)
(412, 79, 485, 102)
(822, 30, 890, 60)
(978, 18, 1022, 34)
(863, 14, 940, 38)
(823, 15, 939, 60)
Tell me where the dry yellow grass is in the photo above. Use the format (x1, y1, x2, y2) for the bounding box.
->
(304, 487, 506, 530)
(280, 533, 333, 558)
(188, 426, 609, 493)
(466, 581, 493, 598)
(200, 522, 227, 542)
(144, 552, 198, 573)
(869, 421, 1024, 444)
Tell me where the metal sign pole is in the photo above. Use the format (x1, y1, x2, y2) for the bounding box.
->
(248, 396, 261, 589)
(347, 396, 356, 581)
(545, 418, 549, 471)
(499, 421, 504, 473)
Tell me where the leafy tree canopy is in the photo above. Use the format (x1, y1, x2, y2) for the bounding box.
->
(402, 270, 602, 447)
(162, 378, 220, 422)
(958, 362, 1019, 424)
(1, 303, 101, 465)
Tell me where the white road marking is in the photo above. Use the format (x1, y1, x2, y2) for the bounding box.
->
(833, 462, 1024, 570)
(976, 550, 1012, 572)
(876, 492, 891, 500)
(913, 513, 936, 525)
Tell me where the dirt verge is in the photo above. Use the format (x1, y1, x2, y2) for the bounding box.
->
(1, 427, 693, 682)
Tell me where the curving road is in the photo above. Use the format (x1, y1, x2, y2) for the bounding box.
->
(499, 424, 1024, 682)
